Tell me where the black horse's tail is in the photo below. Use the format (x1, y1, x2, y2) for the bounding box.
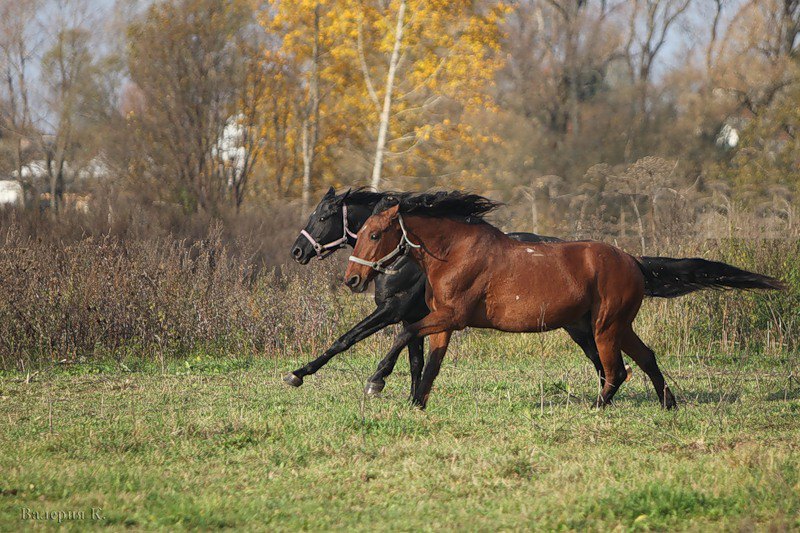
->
(637, 256, 785, 298)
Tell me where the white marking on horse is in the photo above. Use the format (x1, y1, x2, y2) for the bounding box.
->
(525, 248, 543, 256)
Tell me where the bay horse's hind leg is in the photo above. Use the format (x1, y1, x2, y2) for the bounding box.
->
(566, 317, 633, 392)
(412, 331, 452, 409)
(621, 328, 677, 409)
(593, 325, 629, 408)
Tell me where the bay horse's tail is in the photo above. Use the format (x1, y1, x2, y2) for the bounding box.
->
(637, 256, 785, 298)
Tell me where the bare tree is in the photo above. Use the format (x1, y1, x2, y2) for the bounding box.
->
(495, 0, 627, 178)
(40, 22, 97, 212)
(722, 0, 800, 113)
(542, 0, 584, 138)
(0, 0, 41, 185)
(224, 39, 270, 212)
(25, 0, 115, 214)
(705, 0, 728, 72)
(625, 0, 692, 118)
(127, 0, 262, 213)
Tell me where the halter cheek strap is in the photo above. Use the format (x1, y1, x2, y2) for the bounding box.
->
(348, 214, 421, 275)
(299, 204, 359, 259)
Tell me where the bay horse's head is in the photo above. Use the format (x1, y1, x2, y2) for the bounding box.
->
(291, 187, 354, 264)
(344, 204, 407, 293)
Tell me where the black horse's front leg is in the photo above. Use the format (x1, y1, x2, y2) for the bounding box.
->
(407, 336, 424, 398)
(284, 304, 401, 387)
(363, 331, 424, 397)
(357, 328, 417, 395)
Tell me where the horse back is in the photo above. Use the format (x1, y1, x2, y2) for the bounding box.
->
(469, 237, 644, 332)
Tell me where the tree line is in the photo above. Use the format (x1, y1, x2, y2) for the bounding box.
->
(0, 0, 797, 225)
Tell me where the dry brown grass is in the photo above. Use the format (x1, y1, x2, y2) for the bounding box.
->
(0, 216, 373, 371)
(0, 190, 796, 372)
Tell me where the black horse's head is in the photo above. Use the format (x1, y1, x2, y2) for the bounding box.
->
(291, 186, 350, 264)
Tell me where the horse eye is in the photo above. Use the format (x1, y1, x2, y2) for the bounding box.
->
(319, 215, 328, 222)
(370, 233, 380, 240)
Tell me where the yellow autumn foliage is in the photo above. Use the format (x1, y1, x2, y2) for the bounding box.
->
(257, 0, 508, 194)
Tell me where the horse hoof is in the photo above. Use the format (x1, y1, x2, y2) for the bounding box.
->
(663, 395, 678, 410)
(364, 381, 385, 396)
(283, 373, 303, 387)
(409, 394, 428, 410)
(625, 364, 633, 382)
(594, 397, 610, 409)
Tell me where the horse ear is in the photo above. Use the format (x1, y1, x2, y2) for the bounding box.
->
(341, 188, 352, 201)
(384, 204, 400, 219)
(324, 186, 336, 199)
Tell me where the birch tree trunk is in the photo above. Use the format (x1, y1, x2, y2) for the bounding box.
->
(370, 0, 406, 191)
(301, 121, 312, 215)
(301, 4, 321, 215)
(630, 196, 646, 255)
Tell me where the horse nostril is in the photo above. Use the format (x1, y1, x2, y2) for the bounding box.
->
(346, 275, 361, 289)
(292, 247, 302, 259)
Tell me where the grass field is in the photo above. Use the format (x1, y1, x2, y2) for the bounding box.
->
(1, 327, 799, 532)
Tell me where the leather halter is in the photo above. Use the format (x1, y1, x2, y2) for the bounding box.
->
(299, 204, 359, 260)
(348, 214, 421, 275)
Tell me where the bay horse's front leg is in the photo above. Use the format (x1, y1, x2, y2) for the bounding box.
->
(565, 316, 633, 391)
(364, 309, 459, 407)
(284, 303, 401, 387)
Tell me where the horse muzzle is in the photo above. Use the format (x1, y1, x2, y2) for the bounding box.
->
(291, 243, 313, 264)
(345, 274, 367, 293)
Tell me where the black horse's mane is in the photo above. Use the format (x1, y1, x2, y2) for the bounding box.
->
(334, 187, 387, 207)
(373, 191, 502, 222)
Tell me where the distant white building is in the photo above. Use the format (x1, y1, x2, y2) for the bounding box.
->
(13, 160, 50, 181)
(0, 181, 24, 207)
(215, 115, 248, 186)
(11, 157, 111, 183)
(77, 158, 111, 181)
(7, 156, 108, 212)
(716, 124, 739, 149)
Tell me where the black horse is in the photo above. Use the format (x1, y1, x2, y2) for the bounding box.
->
(286, 187, 606, 398)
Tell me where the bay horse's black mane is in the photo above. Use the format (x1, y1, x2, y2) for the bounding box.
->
(374, 191, 502, 222)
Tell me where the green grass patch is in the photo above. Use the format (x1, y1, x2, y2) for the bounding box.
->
(1, 338, 799, 531)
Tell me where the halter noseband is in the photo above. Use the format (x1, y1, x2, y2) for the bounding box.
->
(299, 204, 359, 260)
(348, 214, 421, 275)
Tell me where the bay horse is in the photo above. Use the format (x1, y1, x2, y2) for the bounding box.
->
(287, 187, 577, 399)
(344, 192, 784, 409)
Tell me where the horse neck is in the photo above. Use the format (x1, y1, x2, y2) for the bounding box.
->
(404, 216, 481, 270)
